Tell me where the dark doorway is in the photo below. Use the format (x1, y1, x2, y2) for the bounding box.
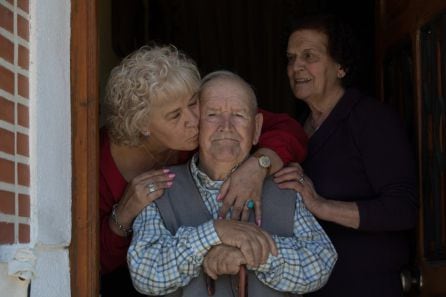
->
(101, 0, 375, 118)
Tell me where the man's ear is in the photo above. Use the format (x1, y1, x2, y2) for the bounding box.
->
(252, 113, 263, 145)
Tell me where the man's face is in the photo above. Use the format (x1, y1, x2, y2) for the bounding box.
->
(198, 77, 262, 167)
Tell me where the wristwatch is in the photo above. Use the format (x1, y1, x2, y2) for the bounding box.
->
(255, 154, 271, 173)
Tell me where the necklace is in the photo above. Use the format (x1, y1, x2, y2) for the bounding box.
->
(223, 163, 241, 182)
(197, 156, 245, 182)
(305, 117, 320, 134)
(308, 118, 320, 132)
(222, 155, 251, 181)
(307, 111, 330, 134)
(141, 144, 175, 168)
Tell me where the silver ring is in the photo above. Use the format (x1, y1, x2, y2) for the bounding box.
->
(298, 175, 305, 184)
(147, 183, 157, 194)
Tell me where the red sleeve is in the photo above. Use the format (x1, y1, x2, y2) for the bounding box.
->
(258, 108, 308, 164)
(99, 129, 132, 274)
(178, 150, 195, 163)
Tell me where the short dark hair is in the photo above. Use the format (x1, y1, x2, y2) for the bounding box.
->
(287, 14, 359, 87)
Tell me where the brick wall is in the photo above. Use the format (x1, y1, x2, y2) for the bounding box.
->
(0, 0, 30, 245)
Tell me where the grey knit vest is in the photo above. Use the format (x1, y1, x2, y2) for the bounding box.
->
(155, 163, 296, 297)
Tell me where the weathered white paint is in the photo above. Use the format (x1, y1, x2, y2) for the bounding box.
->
(29, 0, 72, 296)
(0, 0, 73, 295)
(0, 263, 30, 297)
(30, 248, 71, 297)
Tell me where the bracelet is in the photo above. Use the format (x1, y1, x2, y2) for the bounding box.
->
(111, 204, 133, 236)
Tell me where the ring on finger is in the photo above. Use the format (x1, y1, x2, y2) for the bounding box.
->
(298, 174, 305, 184)
(147, 183, 158, 194)
(246, 199, 255, 209)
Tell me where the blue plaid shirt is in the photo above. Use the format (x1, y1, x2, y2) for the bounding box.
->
(128, 155, 337, 295)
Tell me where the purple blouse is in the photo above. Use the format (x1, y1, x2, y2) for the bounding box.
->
(303, 89, 418, 297)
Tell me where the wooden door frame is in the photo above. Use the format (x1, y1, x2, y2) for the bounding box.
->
(70, 0, 100, 296)
(376, 0, 446, 295)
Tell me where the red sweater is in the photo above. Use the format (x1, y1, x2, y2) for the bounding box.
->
(100, 109, 307, 274)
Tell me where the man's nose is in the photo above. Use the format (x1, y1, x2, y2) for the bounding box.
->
(218, 114, 233, 131)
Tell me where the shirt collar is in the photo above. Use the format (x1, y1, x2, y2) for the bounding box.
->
(190, 154, 224, 191)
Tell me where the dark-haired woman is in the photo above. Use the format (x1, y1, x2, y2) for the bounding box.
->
(274, 14, 418, 297)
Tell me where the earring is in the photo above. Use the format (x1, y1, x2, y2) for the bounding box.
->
(337, 67, 346, 79)
(142, 130, 150, 137)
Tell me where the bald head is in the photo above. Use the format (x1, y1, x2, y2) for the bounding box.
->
(199, 71, 258, 116)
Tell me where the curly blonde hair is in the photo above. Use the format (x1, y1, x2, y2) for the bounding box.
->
(103, 45, 201, 146)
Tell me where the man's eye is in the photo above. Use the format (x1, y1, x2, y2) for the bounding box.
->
(189, 100, 198, 106)
(287, 55, 295, 64)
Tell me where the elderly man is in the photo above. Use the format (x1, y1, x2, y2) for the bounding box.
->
(128, 71, 337, 296)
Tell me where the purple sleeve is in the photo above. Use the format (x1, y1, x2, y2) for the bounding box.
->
(354, 104, 418, 231)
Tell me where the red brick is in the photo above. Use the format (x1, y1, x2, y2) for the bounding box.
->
(0, 158, 14, 184)
(17, 163, 29, 186)
(18, 74, 29, 98)
(0, 128, 14, 154)
(0, 4, 13, 33)
(18, 0, 29, 14)
(0, 222, 14, 244)
(19, 223, 29, 243)
(0, 34, 14, 64)
(17, 15, 29, 41)
(17, 103, 29, 127)
(0, 190, 15, 215)
(18, 45, 29, 70)
(0, 96, 14, 124)
(17, 132, 29, 156)
(18, 194, 29, 217)
(0, 65, 14, 95)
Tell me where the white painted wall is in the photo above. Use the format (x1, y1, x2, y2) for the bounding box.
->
(0, 0, 72, 295)
(29, 0, 72, 296)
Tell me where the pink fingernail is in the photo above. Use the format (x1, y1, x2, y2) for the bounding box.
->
(168, 173, 176, 178)
(166, 181, 173, 187)
(256, 219, 261, 226)
(216, 194, 222, 201)
(163, 169, 170, 173)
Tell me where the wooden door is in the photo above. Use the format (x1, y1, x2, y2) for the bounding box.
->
(376, 1, 446, 296)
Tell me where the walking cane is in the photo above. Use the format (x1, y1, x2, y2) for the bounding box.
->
(238, 265, 247, 297)
(205, 265, 247, 297)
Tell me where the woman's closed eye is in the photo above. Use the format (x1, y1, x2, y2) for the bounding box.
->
(188, 99, 198, 107)
(166, 111, 181, 121)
